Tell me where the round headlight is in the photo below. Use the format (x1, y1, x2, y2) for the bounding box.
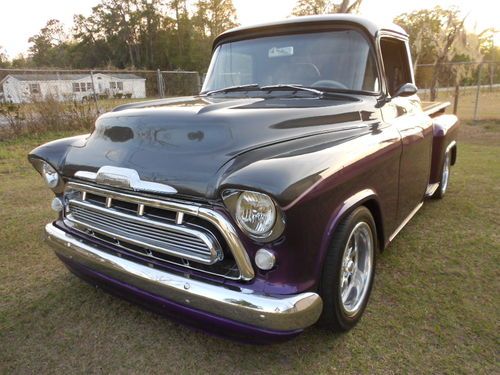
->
(235, 191, 276, 236)
(42, 162, 59, 189)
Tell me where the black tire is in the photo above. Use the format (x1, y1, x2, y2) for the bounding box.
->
(319, 206, 377, 332)
(433, 150, 451, 199)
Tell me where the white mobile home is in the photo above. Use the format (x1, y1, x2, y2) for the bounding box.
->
(0, 73, 146, 103)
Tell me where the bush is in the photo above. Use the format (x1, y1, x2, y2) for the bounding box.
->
(0, 95, 96, 141)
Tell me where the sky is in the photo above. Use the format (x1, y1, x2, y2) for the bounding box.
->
(0, 0, 498, 58)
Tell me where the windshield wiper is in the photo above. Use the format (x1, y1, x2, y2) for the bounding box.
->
(260, 84, 325, 96)
(204, 84, 261, 96)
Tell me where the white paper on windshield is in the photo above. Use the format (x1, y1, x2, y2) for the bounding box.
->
(268, 46, 294, 58)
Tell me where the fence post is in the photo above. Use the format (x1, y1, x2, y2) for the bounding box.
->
(89, 70, 99, 114)
(473, 63, 483, 124)
(195, 73, 202, 93)
(453, 84, 459, 115)
(157, 68, 164, 98)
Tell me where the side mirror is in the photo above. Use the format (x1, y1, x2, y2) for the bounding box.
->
(393, 83, 418, 98)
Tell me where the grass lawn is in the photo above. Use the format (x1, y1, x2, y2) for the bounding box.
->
(0, 122, 498, 374)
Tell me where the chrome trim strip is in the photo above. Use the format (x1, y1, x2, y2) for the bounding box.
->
(75, 166, 178, 195)
(68, 182, 199, 215)
(45, 223, 322, 332)
(198, 207, 255, 280)
(74, 171, 97, 181)
(425, 183, 439, 197)
(66, 182, 255, 280)
(389, 202, 423, 242)
(446, 140, 457, 154)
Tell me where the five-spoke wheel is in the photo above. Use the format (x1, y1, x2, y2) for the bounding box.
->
(319, 206, 377, 331)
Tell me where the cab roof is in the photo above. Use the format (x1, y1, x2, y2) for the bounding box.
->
(213, 14, 408, 48)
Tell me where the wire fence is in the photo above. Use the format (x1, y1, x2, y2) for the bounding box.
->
(0, 61, 498, 138)
(0, 67, 201, 105)
(415, 61, 499, 121)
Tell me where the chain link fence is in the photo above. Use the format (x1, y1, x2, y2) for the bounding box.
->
(415, 61, 500, 121)
(0, 68, 201, 105)
(0, 68, 202, 138)
(0, 62, 498, 139)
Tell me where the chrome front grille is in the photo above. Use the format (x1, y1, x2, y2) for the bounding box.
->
(67, 200, 222, 264)
(64, 183, 225, 266)
(62, 182, 255, 280)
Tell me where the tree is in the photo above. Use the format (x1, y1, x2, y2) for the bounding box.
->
(24, 0, 238, 71)
(395, 6, 470, 101)
(28, 19, 70, 67)
(0, 46, 9, 68)
(193, 0, 238, 38)
(192, 0, 238, 71)
(291, 0, 362, 16)
(394, 9, 443, 73)
(478, 28, 500, 89)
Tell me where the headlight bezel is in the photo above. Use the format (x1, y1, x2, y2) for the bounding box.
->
(222, 189, 285, 242)
(30, 158, 64, 193)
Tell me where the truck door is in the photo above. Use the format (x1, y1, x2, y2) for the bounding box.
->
(379, 36, 433, 223)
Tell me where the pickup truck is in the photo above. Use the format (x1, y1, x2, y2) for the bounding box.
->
(29, 15, 459, 342)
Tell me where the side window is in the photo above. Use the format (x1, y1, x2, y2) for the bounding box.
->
(380, 38, 412, 96)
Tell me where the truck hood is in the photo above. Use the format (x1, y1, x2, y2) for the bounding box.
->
(61, 96, 379, 200)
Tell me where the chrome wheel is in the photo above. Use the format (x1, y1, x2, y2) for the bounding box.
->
(339, 222, 374, 317)
(441, 153, 451, 195)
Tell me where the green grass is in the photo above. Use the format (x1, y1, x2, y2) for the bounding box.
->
(0, 124, 499, 374)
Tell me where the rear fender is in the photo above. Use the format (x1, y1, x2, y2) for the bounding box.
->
(430, 114, 459, 183)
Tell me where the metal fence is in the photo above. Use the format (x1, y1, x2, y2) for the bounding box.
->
(0, 61, 498, 131)
(0, 67, 201, 106)
(415, 61, 500, 121)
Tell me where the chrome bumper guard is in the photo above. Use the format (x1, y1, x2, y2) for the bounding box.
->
(45, 223, 323, 332)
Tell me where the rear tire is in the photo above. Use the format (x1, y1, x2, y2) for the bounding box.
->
(433, 150, 451, 199)
(319, 206, 377, 332)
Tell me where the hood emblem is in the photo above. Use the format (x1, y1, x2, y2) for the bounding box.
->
(74, 166, 177, 195)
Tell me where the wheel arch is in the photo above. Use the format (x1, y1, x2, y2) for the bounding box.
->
(317, 189, 386, 281)
(449, 143, 457, 166)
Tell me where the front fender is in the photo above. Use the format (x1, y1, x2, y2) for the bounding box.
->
(27, 134, 90, 173)
(315, 189, 383, 277)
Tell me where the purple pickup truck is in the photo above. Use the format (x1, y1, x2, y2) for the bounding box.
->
(29, 15, 459, 342)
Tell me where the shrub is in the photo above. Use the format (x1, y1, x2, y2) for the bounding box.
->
(0, 95, 96, 140)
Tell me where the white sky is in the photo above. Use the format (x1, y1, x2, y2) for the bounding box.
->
(1, 0, 498, 58)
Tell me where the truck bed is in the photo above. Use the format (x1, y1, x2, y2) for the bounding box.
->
(421, 101, 451, 117)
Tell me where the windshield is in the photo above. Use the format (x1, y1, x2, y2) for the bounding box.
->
(202, 29, 379, 95)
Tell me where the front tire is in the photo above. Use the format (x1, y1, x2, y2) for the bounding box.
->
(319, 206, 377, 332)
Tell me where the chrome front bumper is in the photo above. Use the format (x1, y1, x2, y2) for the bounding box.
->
(45, 223, 323, 332)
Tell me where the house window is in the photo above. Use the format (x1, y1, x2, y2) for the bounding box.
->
(110, 81, 123, 90)
(29, 83, 41, 94)
(73, 82, 92, 93)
